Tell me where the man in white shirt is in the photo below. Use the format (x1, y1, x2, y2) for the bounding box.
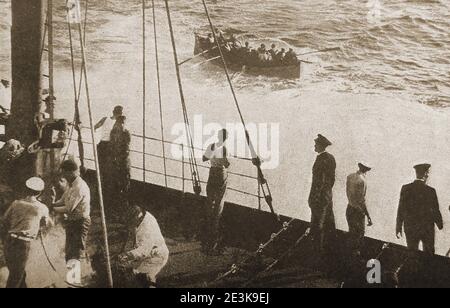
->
(346, 163, 373, 255)
(202, 129, 230, 255)
(2, 177, 52, 288)
(52, 160, 91, 270)
(118, 206, 169, 288)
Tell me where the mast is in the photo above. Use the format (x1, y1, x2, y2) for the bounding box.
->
(47, 0, 56, 174)
(7, 0, 46, 176)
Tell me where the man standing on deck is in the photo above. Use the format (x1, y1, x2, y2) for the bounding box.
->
(308, 134, 336, 254)
(110, 115, 131, 212)
(396, 164, 443, 254)
(346, 163, 373, 256)
(95, 105, 123, 207)
(118, 205, 169, 288)
(1, 177, 52, 288)
(51, 160, 91, 282)
(202, 129, 230, 255)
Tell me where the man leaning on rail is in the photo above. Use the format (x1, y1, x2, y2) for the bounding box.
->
(202, 129, 231, 255)
(94, 105, 123, 209)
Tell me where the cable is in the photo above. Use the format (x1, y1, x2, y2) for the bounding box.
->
(164, 0, 201, 195)
(75, 9, 114, 288)
(142, 0, 147, 182)
(152, 0, 168, 188)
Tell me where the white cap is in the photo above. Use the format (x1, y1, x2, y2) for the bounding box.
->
(26, 177, 45, 192)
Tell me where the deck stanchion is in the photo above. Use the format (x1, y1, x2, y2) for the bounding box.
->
(182, 144, 185, 193)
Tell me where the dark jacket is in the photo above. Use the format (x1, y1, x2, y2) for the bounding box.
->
(396, 180, 443, 235)
(308, 152, 336, 209)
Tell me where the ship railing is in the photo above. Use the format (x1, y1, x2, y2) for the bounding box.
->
(69, 128, 264, 210)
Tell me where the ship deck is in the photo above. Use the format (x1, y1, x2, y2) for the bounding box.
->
(1, 175, 449, 288)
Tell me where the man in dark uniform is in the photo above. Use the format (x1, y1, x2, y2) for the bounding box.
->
(396, 164, 444, 254)
(308, 134, 336, 253)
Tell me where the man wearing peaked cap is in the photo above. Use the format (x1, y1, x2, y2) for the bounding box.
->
(2, 177, 52, 288)
(396, 163, 444, 254)
(315, 134, 332, 148)
(308, 134, 336, 254)
(346, 162, 373, 256)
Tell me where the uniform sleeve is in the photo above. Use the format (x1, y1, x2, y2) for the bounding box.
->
(396, 186, 406, 233)
(322, 155, 336, 190)
(431, 188, 443, 229)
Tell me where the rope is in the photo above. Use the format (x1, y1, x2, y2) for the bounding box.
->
(164, 0, 201, 195)
(200, 0, 276, 217)
(39, 233, 84, 288)
(142, 0, 147, 182)
(63, 0, 89, 164)
(75, 14, 114, 288)
(242, 228, 310, 287)
(211, 217, 297, 285)
(152, 0, 168, 187)
(64, 0, 89, 166)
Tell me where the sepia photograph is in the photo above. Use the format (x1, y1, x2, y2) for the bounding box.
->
(0, 0, 449, 293)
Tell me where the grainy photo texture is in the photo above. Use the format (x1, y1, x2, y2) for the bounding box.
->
(0, 0, 449, 291)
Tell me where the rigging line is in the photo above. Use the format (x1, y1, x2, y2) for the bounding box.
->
(142, 0, 147, 182)
(241, 228, 310, 287)
(63, 0, 89, 165)
(164, 0, 201, 194)
(76, 18, 114, 289)
(201, 0, 276, 217)
(75, 0, 90, 168)
(152, 0, 168, 188)
(39, 233, 86, 288)
(65, 12, 78, 163)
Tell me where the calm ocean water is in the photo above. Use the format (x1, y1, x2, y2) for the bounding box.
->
(1, 0, 450, 253)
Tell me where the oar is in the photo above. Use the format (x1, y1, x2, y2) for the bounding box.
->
(192, 56, 221, 68)
(178, 46, 218, 66)
(297, 47, 341, 56)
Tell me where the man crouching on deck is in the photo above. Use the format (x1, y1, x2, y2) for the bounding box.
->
(51, 159, 91, 283)
(118, 205, 169, 288)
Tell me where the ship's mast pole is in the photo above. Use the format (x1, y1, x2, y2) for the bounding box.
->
(47, 0, 57, 174)
(8, 0, 46, 174)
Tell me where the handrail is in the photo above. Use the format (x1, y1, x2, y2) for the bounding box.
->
(72, 139, 258, 181)
(79, 126, 252, 162)
(82, 155, 263, 200)
(73, 131, 264, 205)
